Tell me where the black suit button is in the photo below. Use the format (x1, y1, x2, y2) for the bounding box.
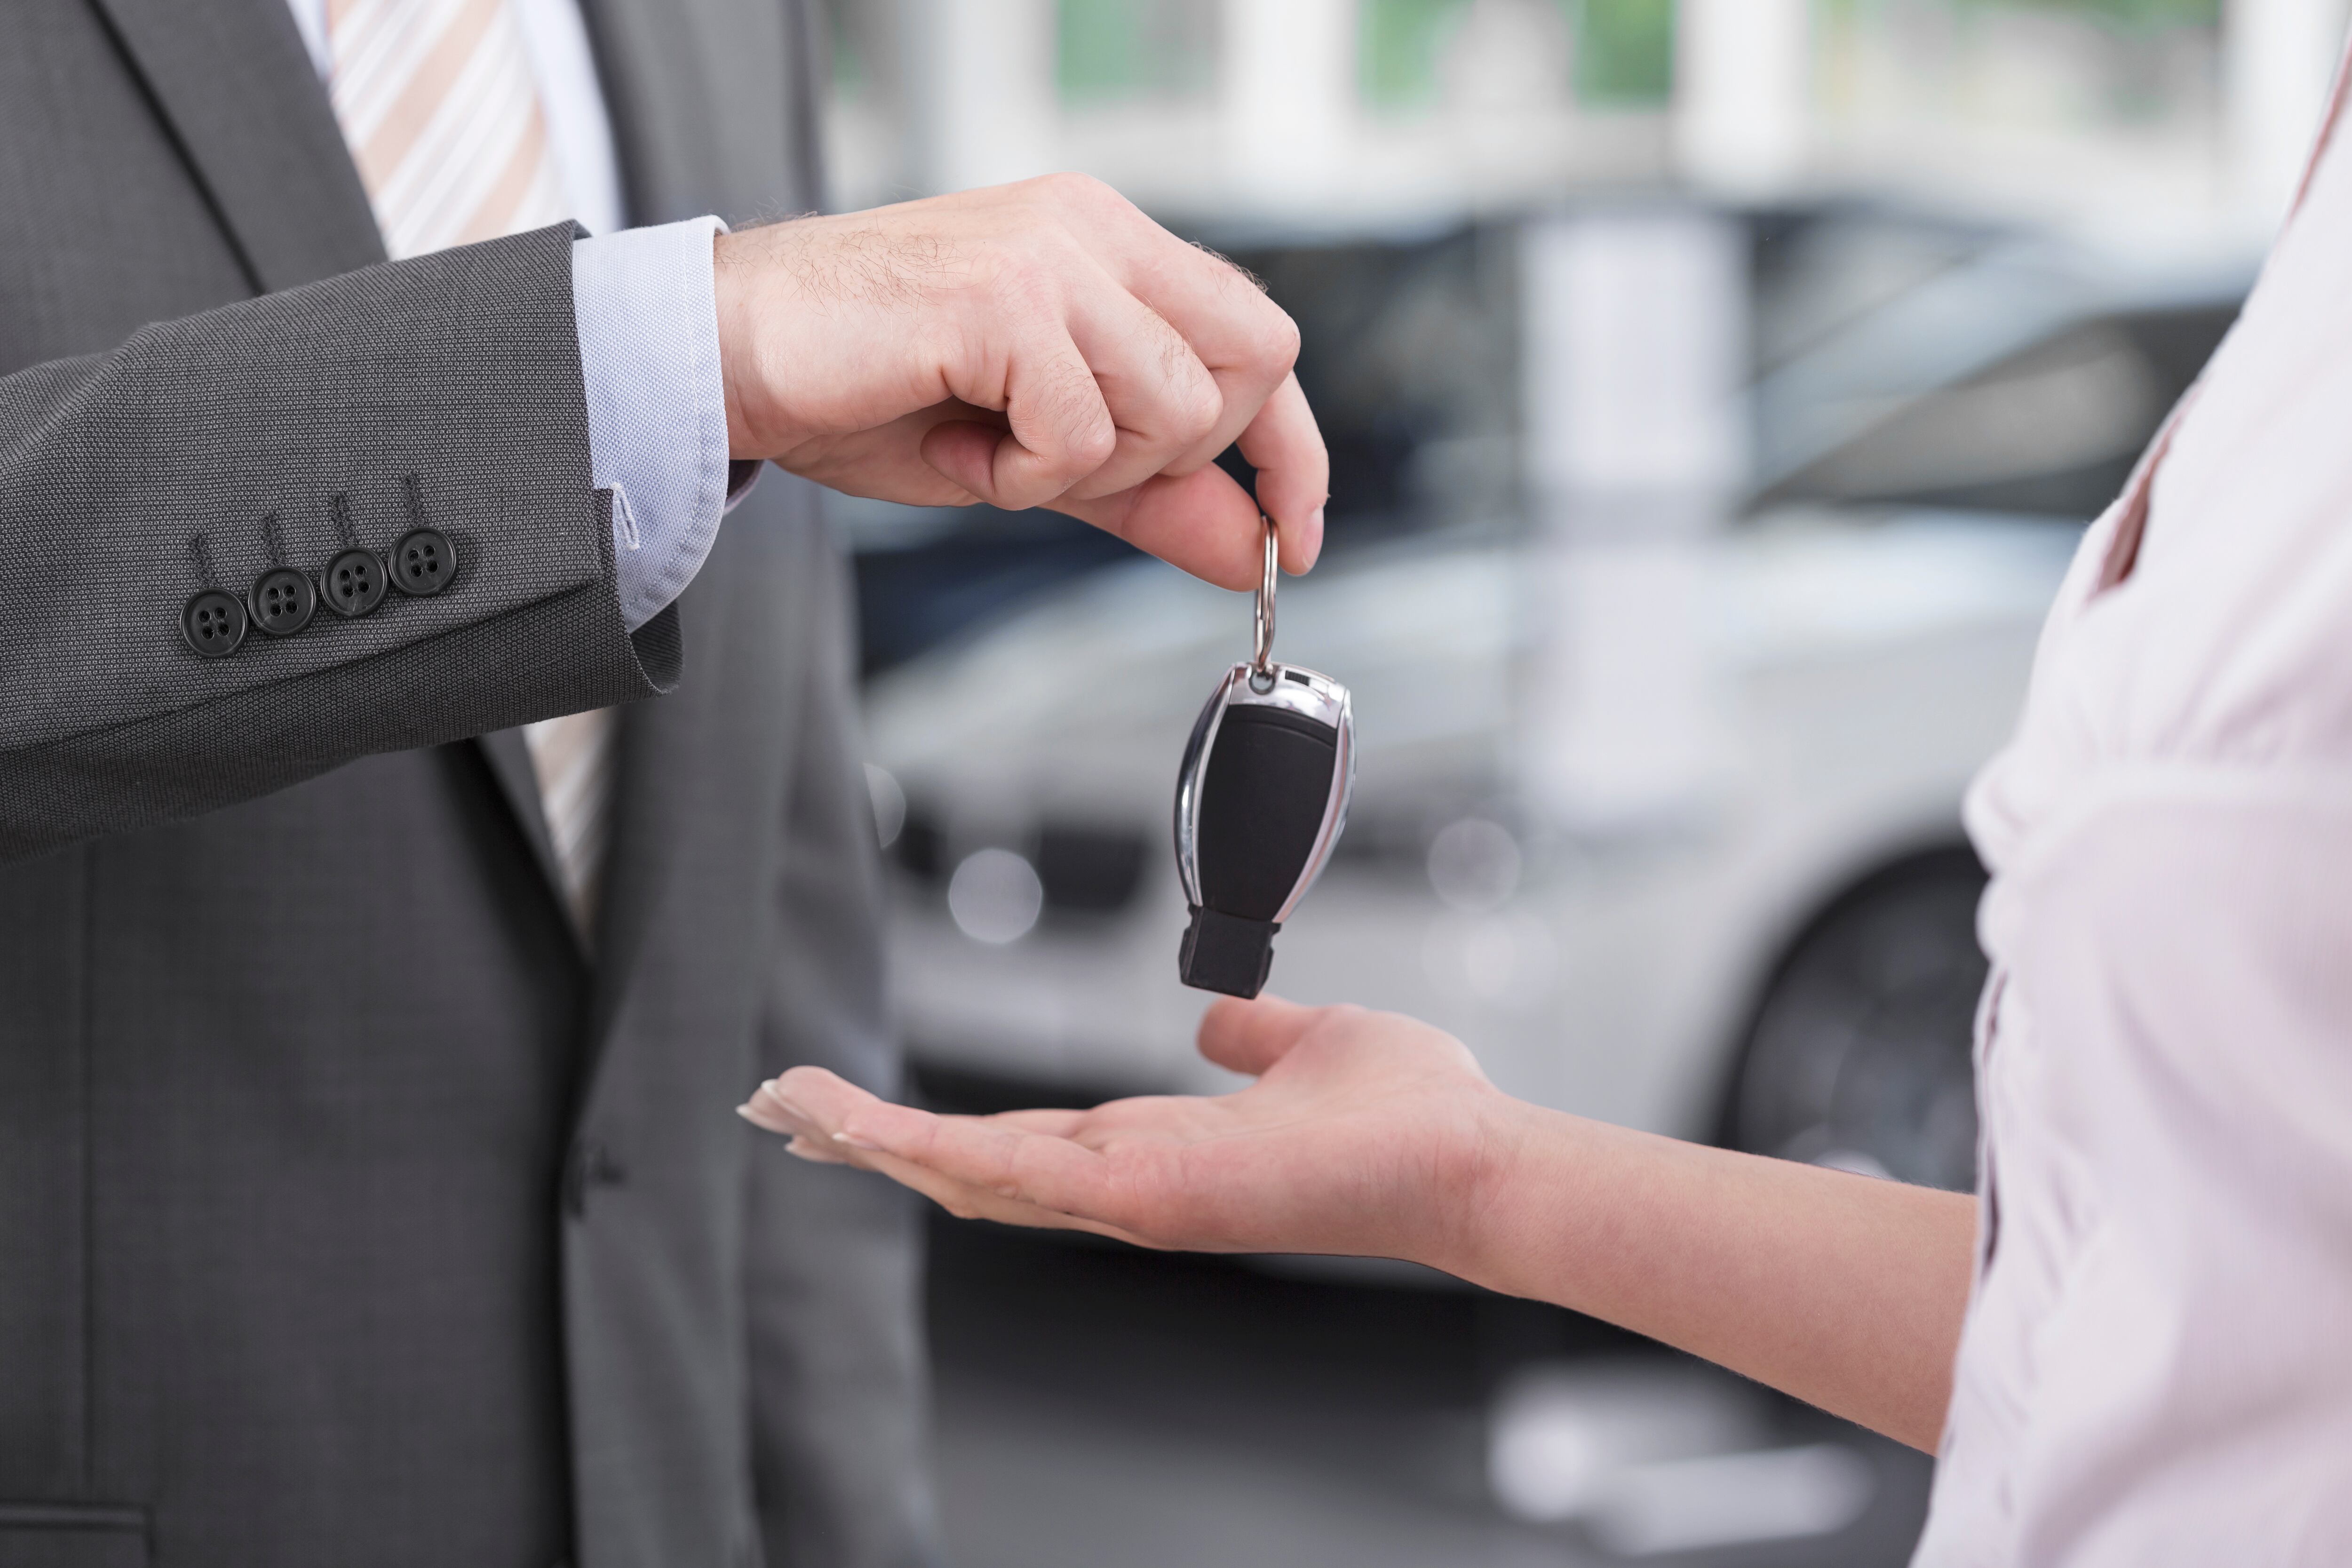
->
(390, 527, 456, 596)
(182, 589, 247, 658)
(321, 548, 388, 617)
(248, 566, 316, 637)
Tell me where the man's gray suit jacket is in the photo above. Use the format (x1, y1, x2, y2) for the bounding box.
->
(0, 3, 941, 1567)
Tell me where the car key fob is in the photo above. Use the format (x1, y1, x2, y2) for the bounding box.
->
(1173, 518, 1355, 998)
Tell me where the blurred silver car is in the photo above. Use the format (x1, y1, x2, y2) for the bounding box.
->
(868, 509, 2062, 1188)
(860, 213, 2244, 1191)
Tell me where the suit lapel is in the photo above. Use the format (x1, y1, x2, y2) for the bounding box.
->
(85, 0, 385, 292)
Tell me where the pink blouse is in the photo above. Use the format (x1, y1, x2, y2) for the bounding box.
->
(1916, 40, 2352, 1568)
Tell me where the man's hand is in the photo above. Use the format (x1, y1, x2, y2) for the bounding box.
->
(715, 175, 1328, 589)
(738, 997, 1515, 1271)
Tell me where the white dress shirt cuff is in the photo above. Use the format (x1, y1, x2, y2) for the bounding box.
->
(571, 215, 739, 633)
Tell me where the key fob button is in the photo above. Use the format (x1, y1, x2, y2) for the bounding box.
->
(1196, 705, 1337, 918)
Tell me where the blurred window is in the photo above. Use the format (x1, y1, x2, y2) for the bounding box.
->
(1360, 0, 1671, 114)
(1360, 0, 1474, 111)
(1576, 0, 1676, 105)
(2003, 0, 2220, 23)
(1057, 0, 1218, 104)
(1814, 0, 2225, 154)
(1764, 303, 2238, 519)
(1751, 209, 1994, 374)
(1223, 225, 1520, 525)
(819, 0, 882, 104)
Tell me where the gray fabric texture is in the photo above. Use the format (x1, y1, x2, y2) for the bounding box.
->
(0, 2, 941, 1567)
(0, 227, 681, 856)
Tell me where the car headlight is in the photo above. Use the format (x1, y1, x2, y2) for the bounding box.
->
(947, 849, 1044, 944)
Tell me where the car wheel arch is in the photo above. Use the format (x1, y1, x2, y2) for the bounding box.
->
(1703, 841, 1991, 1190)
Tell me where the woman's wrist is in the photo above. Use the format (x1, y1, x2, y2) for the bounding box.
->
(1431, 1098, 1686, 1313)
(1409, 1090, 1977, 1448)
(1423, 1092, 1581, 1296)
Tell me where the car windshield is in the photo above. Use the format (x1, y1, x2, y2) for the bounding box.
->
(1757, 300, 2240, 521)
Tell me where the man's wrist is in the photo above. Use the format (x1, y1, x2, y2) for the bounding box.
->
(572, 216, 732, 630)
(713, 225, 776, 458)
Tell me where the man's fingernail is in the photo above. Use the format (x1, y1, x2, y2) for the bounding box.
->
(833, 1129, 883, 1153)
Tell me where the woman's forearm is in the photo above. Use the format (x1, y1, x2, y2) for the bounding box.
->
(751, 998, 1979, 1450)
(1448, 1103, 1978, 1451)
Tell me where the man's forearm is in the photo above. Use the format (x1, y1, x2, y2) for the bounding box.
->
(1456, 1104, 1977, 1452)
(0, 224, 671, 860)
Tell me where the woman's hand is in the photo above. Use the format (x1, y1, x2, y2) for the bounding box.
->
(743, 993, 1979, 1452)
(739, 996, 1521, 1273)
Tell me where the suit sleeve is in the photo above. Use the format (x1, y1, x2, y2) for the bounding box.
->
(0, 222, 676, 862)
(743, 531, 946, 1568)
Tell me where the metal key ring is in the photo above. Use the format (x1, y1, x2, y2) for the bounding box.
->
(1250, 514, 1278, 691)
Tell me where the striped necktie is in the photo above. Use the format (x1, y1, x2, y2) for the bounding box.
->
(325, 0, 619, 938)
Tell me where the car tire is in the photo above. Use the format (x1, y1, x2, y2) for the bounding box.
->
(1725, 850, 1988, 1192)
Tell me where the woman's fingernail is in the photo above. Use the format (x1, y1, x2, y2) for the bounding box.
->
(1303, 507, 1325, 570)
(759, 1082, 814, 1123)
(785, 1135, 846, 1165)
(833, 1128, 883, 1153)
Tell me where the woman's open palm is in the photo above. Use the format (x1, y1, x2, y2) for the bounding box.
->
(741, 997, 1515, 1269)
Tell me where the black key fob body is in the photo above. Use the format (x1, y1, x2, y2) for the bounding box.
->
(1173, 661, 1355, 997)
